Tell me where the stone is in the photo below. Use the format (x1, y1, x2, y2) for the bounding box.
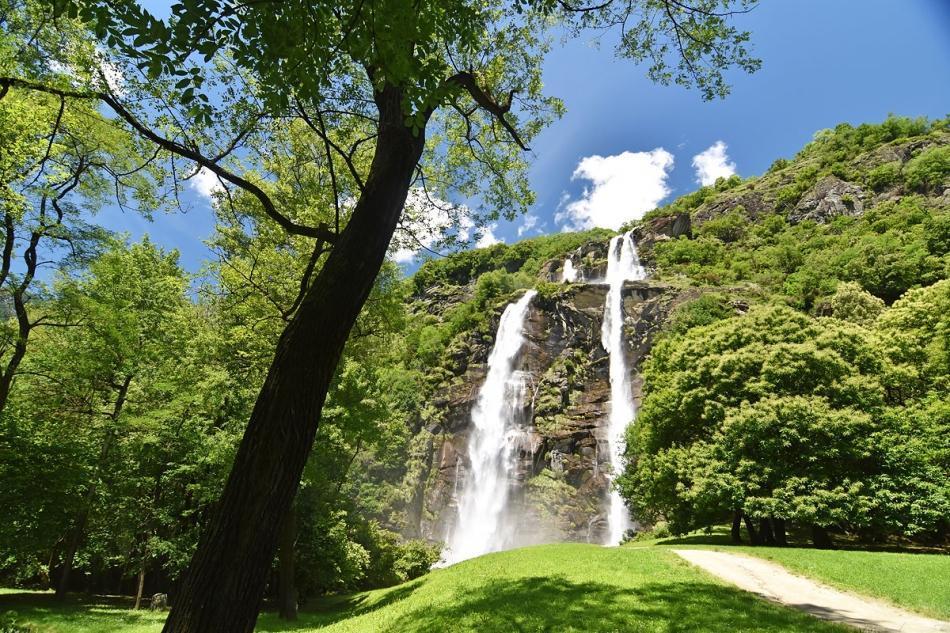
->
(408, 276, 687, 544)
(150, 593, 168, 611)
(789, 175, 865, 224)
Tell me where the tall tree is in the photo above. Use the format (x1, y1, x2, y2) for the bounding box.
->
(0, 1, 157, 411)
(5, 1, 760, 629)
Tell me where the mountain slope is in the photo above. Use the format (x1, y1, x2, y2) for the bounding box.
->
(397, 116, 949, 550)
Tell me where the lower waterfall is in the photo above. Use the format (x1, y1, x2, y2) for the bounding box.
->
(443, 289, 537, 565)
(601, 232, 646, 545)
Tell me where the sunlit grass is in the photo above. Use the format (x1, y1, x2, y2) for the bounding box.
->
(7, 542, 940, 631)
(631, 527, 950, 619)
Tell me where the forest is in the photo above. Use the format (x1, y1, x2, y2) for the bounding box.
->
(0, 0, 948, 632)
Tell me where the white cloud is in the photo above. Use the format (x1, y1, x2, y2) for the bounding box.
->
(190, 167, 224, 200)
(390, 189, 473, 263)
(692, 141, 737, 186)
(556, 149, 674, 231)
(517, 214, 539, 237)
(476, 223, 503, 248)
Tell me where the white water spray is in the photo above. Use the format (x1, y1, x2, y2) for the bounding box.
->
(444, 290, 537, 565)
(601, 232, 645, 545)
(561, 258, 579, 283)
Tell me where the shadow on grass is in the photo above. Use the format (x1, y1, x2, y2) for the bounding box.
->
(648, 524, 948, 554)
(259, 579, 425, 631)
(369, 576, 844, 633)
(0, 591, 164, 629)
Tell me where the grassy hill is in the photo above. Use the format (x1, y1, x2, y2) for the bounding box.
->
(3, 544, 852, 632)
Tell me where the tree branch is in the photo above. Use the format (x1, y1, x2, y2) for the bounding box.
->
(442, 71, 529, 151)
(0, 77, 337, 244)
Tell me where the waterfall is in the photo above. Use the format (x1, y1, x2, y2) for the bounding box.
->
(561, 258, 579, 282)
(443, 289, 537, 565)
(601, 232, 645, 545)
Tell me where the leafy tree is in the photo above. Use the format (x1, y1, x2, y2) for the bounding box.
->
(825, 281, 884, 326)
(620, 300, 949, 546)
(5, 0, 760, 627)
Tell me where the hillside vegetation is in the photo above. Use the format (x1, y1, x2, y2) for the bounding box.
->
(2, 114, 946, 616)
(616, 116, 949, 549)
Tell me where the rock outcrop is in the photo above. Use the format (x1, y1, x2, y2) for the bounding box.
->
(408, 278, 684, 546)
(789, 175, 866, 224)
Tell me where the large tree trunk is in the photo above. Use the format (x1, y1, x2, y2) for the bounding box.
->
(773, 518, 787, 546)
(743, 515, 760, 545)
(55, 523, 84, 598)
(277, 506, 297, 621)
(162, 86, 425, 633)
(758, 518, 776, 545)
(811, 525, 833, 549)
(731, 511, 742, 544)
(134, 565, 146, 610)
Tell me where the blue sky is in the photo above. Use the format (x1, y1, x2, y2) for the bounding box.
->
(97, 0, 950, 272)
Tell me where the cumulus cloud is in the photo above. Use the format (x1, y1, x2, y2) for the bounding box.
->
(390, 189, 474, 263)
(476, 223, 503, 248)
(692, 141, 737, 186)
(189, 167, 224, 200)
(517, 214, 539, 237)
(556, 149, 674, 231)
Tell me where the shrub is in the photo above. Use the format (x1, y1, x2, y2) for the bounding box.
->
(866, 161, 902, 191)
(826, 281, 885, 326)
(667, 294, 735, 334)
(904, 146, 950, 193)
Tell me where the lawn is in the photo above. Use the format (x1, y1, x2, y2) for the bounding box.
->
(1, 545, 848, 632)
(635, 528, 950, 620)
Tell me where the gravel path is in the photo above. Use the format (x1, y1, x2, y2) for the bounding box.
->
(672, 549, 950, 633)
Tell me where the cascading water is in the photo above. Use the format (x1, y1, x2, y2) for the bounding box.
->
(443, 289, 537, 565)
(561, 258, 579, 282)
(601, 232, 646, 545)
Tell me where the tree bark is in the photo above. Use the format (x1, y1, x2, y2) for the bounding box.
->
(773, 518, 787, 546)
(55, 527, 83, 598)
(758, 518, 776, 545)
(277, 506, 297, 621)
(743, 515, 760, 545)
(811, 525, 833, 549)
(134, 565, 146, 610)
(731, 511, 742, 544)
(162, 85, 426, 633)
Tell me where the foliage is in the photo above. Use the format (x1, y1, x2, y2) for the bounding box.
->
(654, 196, 948, 306)
(620, 302, 949, 543)
(666, 293, 737, 334)
(904, 145, 950, 193)
(412, 228, 613, 292)
(825, 281, 884, 326)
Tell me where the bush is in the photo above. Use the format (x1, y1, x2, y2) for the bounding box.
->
(866, 162, 902, 191)
(393, 540, 440, 581)
(904, 146, 950, 193)
(826, 281, 885, 326)
(667, 294, 735, 334)
(697, 208, 748, 243)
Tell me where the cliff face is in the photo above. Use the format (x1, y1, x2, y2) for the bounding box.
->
(407, 273, 685, 546)
(401, 117, 949, 548)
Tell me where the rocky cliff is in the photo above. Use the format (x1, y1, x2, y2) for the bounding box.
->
(399, 116, 949, 548)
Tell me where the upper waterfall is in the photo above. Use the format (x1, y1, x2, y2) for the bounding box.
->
(443, 289, 537, 565)
(601, 232, 646, 545)
(561, 258, 579, 283)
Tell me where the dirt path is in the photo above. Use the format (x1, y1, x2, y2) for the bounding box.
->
(672, 549, 950, 633)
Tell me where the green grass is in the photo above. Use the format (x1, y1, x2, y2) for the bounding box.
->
(633, 528, 950, 620)
(1, 545, 848, 632)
